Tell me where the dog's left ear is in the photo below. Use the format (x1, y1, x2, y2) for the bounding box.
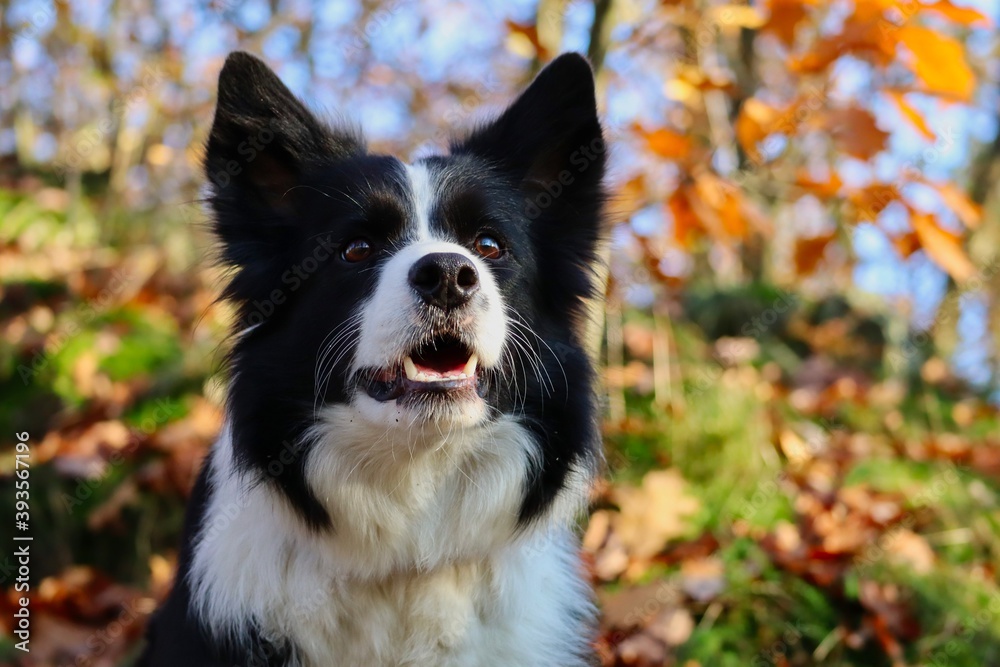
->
(452, 53, 605, 198)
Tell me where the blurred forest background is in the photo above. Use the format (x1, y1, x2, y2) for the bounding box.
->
(2, 0, 1000, 665)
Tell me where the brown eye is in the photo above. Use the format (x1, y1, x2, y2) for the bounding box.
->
(474, 234, 503, 260)
(342, 239, 372, 262)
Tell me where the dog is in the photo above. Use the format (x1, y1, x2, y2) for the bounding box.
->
(138, 50, 607, 667)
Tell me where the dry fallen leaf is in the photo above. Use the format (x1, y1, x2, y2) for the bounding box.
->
(647, 607, 695, 647)
(613, 469, 701, 560)
(885, 529, 936, 575)
(679, 558, 726, 602)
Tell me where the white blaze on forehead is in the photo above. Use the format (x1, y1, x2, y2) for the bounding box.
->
(405, 162, 437, 242)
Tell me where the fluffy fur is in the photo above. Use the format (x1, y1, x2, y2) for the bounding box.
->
(138, 50, 607, 666)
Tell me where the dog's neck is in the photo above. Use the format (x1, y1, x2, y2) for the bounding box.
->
(186, 418, 591, 665)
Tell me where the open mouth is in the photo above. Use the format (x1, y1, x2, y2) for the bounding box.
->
(361, 334, 480, 402)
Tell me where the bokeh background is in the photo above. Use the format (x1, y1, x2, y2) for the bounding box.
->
(2, 0, 1000, 665)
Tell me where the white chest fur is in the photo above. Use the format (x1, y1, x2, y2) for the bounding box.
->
(189, 414, 594, 666)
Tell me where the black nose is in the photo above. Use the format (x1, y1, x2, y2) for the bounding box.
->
(408, 252, 480, 310)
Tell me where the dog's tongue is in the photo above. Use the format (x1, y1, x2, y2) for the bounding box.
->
(412, 345, 469, 376)
(413, 350, 469, 377)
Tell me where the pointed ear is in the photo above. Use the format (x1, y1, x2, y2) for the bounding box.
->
(451, 53, 605, 190)
(204, 52, 363, 213)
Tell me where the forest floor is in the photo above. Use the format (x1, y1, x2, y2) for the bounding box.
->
(2, 187, 1000, 666)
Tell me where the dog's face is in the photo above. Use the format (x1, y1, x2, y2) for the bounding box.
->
(345, 161, 513, 428)
(205, 52, 605, 528)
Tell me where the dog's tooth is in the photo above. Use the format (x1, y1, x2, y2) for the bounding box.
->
(464, 354, 478, 376)
(403, 357, 418, 381)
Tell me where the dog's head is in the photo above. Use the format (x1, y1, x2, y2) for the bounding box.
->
(206, 52, 605, 528)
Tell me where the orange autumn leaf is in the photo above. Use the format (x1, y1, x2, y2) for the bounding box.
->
(849, 183, 902, 222)
(635, 124, 693, 160)
(886, 91, 934, 141)
(792, 14, 895, 73)
(710, 5, 766, 31)
(761, 0, 814, 46)
(504, 21, 550, 60)
(893, 231, 921, 258)
(666, 63, 737, 98)
(923, 0, 990, 25)
(719, 190, 747, 238)
(898, 26, 976, 102)
(692, 172, 750, 240)
(852, 0, 905, 21)
(796, 170, 843, 199)
(795, 232, 836, 275)
(668, 188, 701, 248)
(928, 181, 982, 229)
(911, 212, 976, 282)
(822, 106, 889, 160)
(613, 175, 648, 219)
(611, 469, 701, 559)
(735, 98, 782, 162)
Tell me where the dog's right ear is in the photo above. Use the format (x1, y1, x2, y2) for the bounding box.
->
(205, 52, 362, 216)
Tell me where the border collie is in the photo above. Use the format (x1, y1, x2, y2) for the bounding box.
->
(138, 50, 607, 667)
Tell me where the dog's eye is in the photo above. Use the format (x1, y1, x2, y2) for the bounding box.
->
(473, 234, 503, 260)
(342, 239, 372, 262)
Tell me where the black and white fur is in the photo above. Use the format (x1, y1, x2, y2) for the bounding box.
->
(139, 51, 607, 667)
